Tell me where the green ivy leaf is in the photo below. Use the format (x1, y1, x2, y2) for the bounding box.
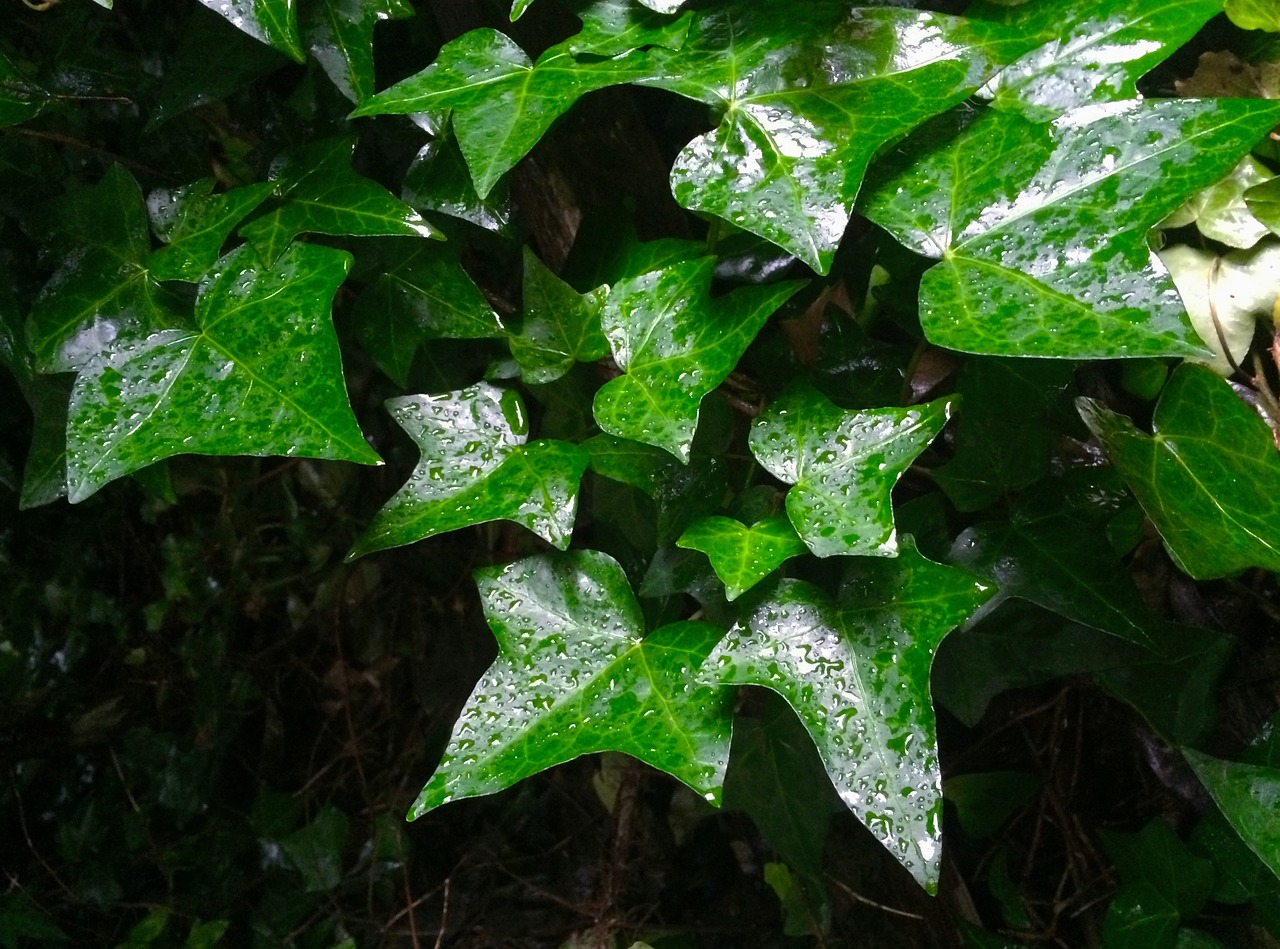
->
(703, 542, 993, 892)
(401, 136, 513, 235)
(1225, 0, 1280, 32)
(860, 98, 1280, 358)
(195, 0, 305, 62)
(303, 0, 414, 104)
(147, 179, 275, 282)
(1099, 819, 1215, 949)
(749, 383, 953, 558)
(240, 138, 439, 265)
(1167, 155, 1272, 250)
(638, 3, 1028, 273)
(66, 244, 380, 502)
(1185, 750, 1280, 886)
(0, 50, 49, 127)
(279, 806, 349, 892)
(409, 549, 734, 817)
(593, 258, 803, 461)
(507, 248, 608, 385)
(1078, 363, 1280, 579)
(348, 383, 589, 558)
(1, 297, 69, 508)
(676, 515, 805, 601)
(352, 242, 503, 387)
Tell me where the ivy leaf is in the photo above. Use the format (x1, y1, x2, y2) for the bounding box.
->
(1, 296, 69, 508)
(348, 383, 589, 558)
(195, 0, 304, 62)
(239, 138, 439, 265)
(749, 383, 953, 558)
(409, 549, 734, 817)
(676, 515, 806, 601)
(1184, 750, 1280, 887)
(860, 98, 1280, 358)
(401, 137, 513, 235)
(352, 242, 503, 387)
(147, 179, 275, 282)
(66, 244, 380, 503)
(637, 3, 1028, 273)
(593, 258, 803, 461)
(0, 50, 49, 127)
(1167, 155, 1272, 250)
(507, 248, 608, 385)
(1078, 363, 1280, 579)
(703, 542, 993, 892)
(1099, 819, 1215, 949)
(303, 0, 414, 104)
(1225, 0, 1280, 32)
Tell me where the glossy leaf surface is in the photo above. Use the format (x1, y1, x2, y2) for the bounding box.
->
(303, 0, 414, 104)
(401, 137, 513, 235)
(1100, 820, 1215, 949)
(66, 244, 380, 502)
(1185, 750, 1280, 885)
(507, 248, 608, 385)
(1079, 364, 1280, 579)
(703, 543, 992, 891)
(147, 179, 275, 282)
(1167, 155, 1272, 250)
(196, 0, 304, 62)
(349, 383, 589, 558)
(594, 258, 803, 461)
(410, 550, 734, 817)
(677, 515, 805, 601)
(749, 383, 952, 558)
(240, 138, 438, 264)
(861, 98, 1280, 358)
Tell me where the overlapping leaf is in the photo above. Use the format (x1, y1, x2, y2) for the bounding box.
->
(507, 248, 608, 385)
(240, 138, 439, 264)
(702, 543, 993, 891)
(66, 244, 380, 502)
(677, 515, 805, 601)
(1167, 156, 1273, 250)
(1225, 0, 1280, 32)
(749, 383, 952, 558)
(196, 0, 304, 62)
(349, 383, 589, 558)
(401, 137, 513, 234)
(860, 98, 1280, 358)
(147, 179, 275, 282)
(1079, 364, 1280, 579)
(1185, 749, 1280, 887)
(303, 0, 414, 104)
(593, 258, 803, 461)
(410, 550, 734, 817)
(1099, 820, 1215, 948)
(0, 50, 48, 127)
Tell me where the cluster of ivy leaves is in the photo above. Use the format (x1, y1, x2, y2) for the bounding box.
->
(4, 0, 1280, 945)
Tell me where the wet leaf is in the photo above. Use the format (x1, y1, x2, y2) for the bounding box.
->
(748, 383, 953, 558)
(409, 549, 734, 817)
(676, 515, 805, 601)
(66, 243, 380, 502)
(594, 258, 803, 461)
(1079, 363, 1280, 579)
(303, 0, 414, 104)
(401, 136, 513, 234)
(507, 248, 608, 385)
(349, 383, 589, 558)
(240, 138, 439, 265)
(196, 0, 304, 62)
(861, 98, 1280, 358)
(1225, 0, 1280, 32)
(1099, 819, 1215, 949)
(1166, 155, 1272, 250)
(702, 542, 993, 892)
(1185, 750, 1280, 886)
(639, 3, 1028, 273)
(147, 179, 275, 282)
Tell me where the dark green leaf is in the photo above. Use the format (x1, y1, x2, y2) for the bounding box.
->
(195, 0, 305, 62)
(594, 258, 803, 460)
(0, 50, 48, 127)
(304, 0, 414, 104)
(861, 98, 1280, 358)
(348, 383, 589, 557)
(703, 542, 993, 891)
(676, 514, 805, 601)
(401, 136, 513, 234)
(507, 247, 608, 385)
(66, 244, 380, 502)
(147, 179, 275, 282)
(409, 549, 734, 817)
(749, 383, 953, 558)
(945, 772, 1039, 839)
(1099, 819, 1214, 949)
(1079, 363, 1280, 579)
(1184, 749, 1280, 886)
(240, 138, 439, 264)
(279, 806, 349, 892)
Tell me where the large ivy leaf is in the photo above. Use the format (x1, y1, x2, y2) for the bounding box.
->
(239, 138, 439, 265)
(860, 98, 1280, 358)
(303, 0, 414, 104)
(1100, 819, 1215, 949)
(196, 0, 305, 62)
(66, 244, 381, 502)
(676, 515, 805, 601)
(702, 543, 993, 892)
(749, 383, 953, 558)
(637, 3, 1029, 273)
(348, 383, 589, 558)
(409, 549, 734, 817)
(1079, 363, 1280, 579)
(507, 248, 608, 385)
(593, 258, 803, 461)
(1185, 749, 1280, 886)
(147, 179, 275, 282)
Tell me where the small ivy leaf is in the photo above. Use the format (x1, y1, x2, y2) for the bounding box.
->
(66, 244, 380, 503)
(593, 257, 804, 461)
(147, 179, 275, 282)
(409, 549, 734, 817)
(1225, 0, 1280, 32)
(1098, 819, 1215, 948)
(348, 383, 589, 558)
(1078, 363, 1280, 579)
(860, 98, 1280, 358)
(638, 3, 1029, 274)
(749, 383, 953, 558)
(0, 49, 49, 126)
(1165, 156, 1272, 250)
(195, 0, 305, 62)
(352, 242, 504, 387)
(507, 247, 608, 385)
(303, 0, 414, 104)
(970, 0, 1220, 121)
(239, 137, 439, 265)
(402, 136, 513, 235)
(676, 515, 806, 601)
(1244, 176, 1280, 239)
(702, 542, 994, 892)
